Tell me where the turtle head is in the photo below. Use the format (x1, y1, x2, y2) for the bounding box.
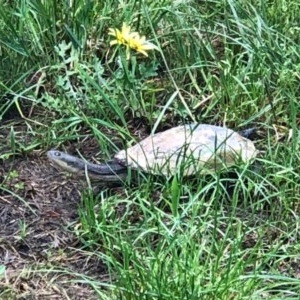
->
(47, 149, 85, 173)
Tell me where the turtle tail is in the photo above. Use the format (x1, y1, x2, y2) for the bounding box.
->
(238, 128, 255, 139)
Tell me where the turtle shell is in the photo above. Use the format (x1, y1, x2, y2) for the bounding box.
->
(114, 124, 257, 176)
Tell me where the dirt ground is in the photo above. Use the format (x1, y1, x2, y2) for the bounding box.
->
(0, 142, 108, 299)
(0, 105, 157, 299)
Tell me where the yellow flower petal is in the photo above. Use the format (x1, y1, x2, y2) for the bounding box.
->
(108, 23, 159, 56)
(121, 23, 131, 36)
(140, 42, 159, 51)
(110, 40, 119, 46)
(136, 49, 149, 56)
(108, 28, 119, 37)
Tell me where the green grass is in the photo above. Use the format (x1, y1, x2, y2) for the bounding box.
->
(1, 0, 300, 298)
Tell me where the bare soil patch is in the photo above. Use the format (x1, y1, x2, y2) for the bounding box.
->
(0, 150, 105, 299)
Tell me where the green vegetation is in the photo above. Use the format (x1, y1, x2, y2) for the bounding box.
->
(1, 0, 300, 299)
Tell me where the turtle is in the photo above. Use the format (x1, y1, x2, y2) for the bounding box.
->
(47, 123, 257, 182)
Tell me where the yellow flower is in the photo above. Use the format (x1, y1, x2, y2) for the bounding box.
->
(108, 23, 137, 46)
(127, 34, 159, 57)
(108, 23, 159, 59)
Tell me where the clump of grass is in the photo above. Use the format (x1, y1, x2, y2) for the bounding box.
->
(76, 165, 300, 298)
